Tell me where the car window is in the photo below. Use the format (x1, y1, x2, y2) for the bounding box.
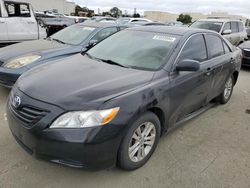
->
(0, 4, 2, 17)
(5, 2, 31, 17)
(231, 22, 238, 33)
(205, 34, 225, 58)
(238, 22, 244, 32)
(223, 22, 231, 31)
(179, 34, 207, 62)
(223, 41, 231, 53)
(92, 27, 118, 42)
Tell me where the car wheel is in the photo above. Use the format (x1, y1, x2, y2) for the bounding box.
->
(217, 75, 234, 104)
(118, 112, 161, 170)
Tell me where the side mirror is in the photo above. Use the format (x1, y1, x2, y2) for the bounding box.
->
(176, 59, 200, 72)
(87, 39, 98, 48)
(222, 29, 232, 35)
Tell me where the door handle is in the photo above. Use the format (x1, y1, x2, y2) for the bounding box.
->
(27, 21, 35, 24)
(0, 21, 5, 24)
(205, 67, 212, 76)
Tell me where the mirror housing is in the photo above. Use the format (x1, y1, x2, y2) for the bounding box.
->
(176, 59, 200, 72)
(87, 39, 98, 49)
(222, 29, 232, 35)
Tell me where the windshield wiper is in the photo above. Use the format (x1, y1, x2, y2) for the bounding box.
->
(100, 59, 129, 68)
(51, 38, 66, 44)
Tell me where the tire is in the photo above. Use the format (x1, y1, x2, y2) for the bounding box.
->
(118, 112, 161, 170)
(217, 75, 234, 104)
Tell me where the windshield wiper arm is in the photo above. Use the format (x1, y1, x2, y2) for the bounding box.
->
(52, 38, 66, 44)
(100, 59, 129, 68)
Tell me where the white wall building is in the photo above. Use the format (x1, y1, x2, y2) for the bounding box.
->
(22, 0, 76, 15)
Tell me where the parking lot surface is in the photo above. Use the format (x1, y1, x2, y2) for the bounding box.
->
(0, 69, 250, 188)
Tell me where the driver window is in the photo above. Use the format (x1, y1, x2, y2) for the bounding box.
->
(5, 2, 31, 17)
(92, 27, 118, 43)
(179, 34, 207, 63)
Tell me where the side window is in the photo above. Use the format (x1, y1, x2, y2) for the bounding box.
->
(223, 22, 231, 31)
(205, 35, 225, 58)
(223, 42, 231, 54)
(231, 22, 238, 33)
(92, 27, 118, 42)
(238, 22, 244, 32)
(179, 34, 207, 62)
(5, 2, 31, 17)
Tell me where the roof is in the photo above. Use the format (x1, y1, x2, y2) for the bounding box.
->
(127, 26, 216, 36)
(197, 19, 243, 23)
(78, 22, 120, 28)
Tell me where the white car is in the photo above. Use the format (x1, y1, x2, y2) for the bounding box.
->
(0, 0, 47, 44)
(116, 17, 152, 24)
(190, 19, 248, 46)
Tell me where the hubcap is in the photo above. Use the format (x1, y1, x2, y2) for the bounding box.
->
(224, 77, 233, 100)
(128, 122, 156, 163)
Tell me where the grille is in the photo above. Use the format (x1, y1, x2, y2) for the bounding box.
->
(9, 101, 49, 128)
(243, 49, 250, 58)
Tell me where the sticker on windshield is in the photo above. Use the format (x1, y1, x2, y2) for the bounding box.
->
(153, 35, 176, 42)
(83, 27, 95, 31)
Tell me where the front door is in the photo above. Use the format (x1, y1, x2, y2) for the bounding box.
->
(169, 34, 213, 125)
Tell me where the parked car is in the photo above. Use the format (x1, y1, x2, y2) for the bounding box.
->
(116, 17, 152, 24)
(246, 28, 250, 38)
(7, 26, 241, 170)
(0, 0, 47, 44)
(239, 41, 250, 66)
(190, 19, 247, 46)
(86, 16, 117, 23)
(0, 23, 125, 88)
(126, 22, 165, 27)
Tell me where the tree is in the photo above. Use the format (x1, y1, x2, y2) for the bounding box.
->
(110, 7, 122, 18)
(177, 14, 192, 24)
(133, 13, 141, 18)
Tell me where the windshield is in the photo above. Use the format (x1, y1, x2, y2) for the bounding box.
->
(50, 25, 96, 45)
(190, 21, 223, 33)
(87, 30, 179, 71)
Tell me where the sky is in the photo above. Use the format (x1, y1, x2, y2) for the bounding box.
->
(72, 0, 250, 18)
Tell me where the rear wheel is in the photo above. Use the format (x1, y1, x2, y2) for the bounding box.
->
(217, 75, 234, 104)
(118, 112, 161, 170)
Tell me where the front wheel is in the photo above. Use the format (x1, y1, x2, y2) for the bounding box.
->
(118, 112, 161, 170)
(217, 75, 234, 104)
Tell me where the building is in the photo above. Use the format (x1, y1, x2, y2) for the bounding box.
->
(22, 0, 76, 15)
(145, 11, 248, 24)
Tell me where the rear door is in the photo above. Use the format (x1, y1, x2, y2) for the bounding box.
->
(4, 1, 38, 41)
(169, 34, 213, 123)
(204, 34, 234, 100)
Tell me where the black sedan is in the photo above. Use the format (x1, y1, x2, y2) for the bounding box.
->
(0, 22, 125, 88)
(239, 41, 250, 67)
(7, 26, 241, 171)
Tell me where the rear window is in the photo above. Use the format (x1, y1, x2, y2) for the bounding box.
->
(238, 22, 244, 32)
(205, 35, 225, 58)
(190, 21, 223, 33)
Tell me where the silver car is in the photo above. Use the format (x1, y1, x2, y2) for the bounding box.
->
(190, 19, 247, 46)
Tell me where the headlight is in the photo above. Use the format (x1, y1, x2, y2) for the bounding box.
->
(50, 107, 120, 128)
(4, 55, 41, 69)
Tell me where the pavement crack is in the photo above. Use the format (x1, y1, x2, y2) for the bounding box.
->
(200, 150, 219, 174)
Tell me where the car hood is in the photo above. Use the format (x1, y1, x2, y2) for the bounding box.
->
(17, 54, 154, 110)
(238, 41, 250, 49)
(0, 40, 80, 62)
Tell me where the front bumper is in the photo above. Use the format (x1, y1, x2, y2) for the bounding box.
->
(7, 89, 122, 170)
(0, 67, 27, 88)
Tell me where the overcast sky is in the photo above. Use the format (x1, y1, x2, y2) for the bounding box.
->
(72, 0, 250, 18)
